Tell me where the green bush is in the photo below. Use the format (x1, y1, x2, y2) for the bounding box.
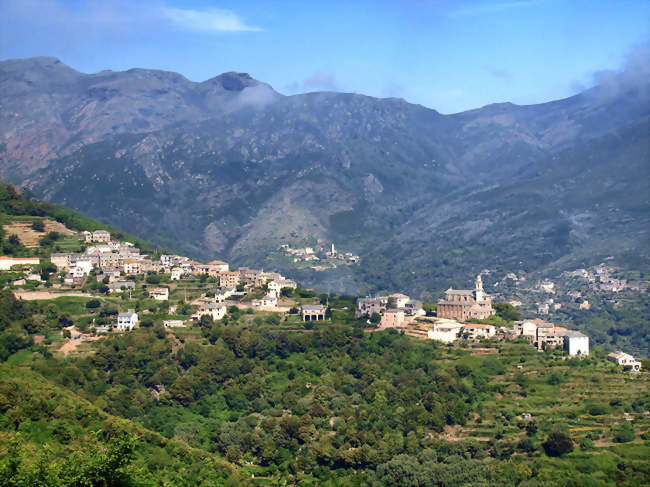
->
(542, 431, 573, 457)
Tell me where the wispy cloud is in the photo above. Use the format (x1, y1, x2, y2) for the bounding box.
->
(285, 70, 341, 93)
(162, 7, 262, 32)
(484, 65, 512, 79)
(448, 1, 541, 18)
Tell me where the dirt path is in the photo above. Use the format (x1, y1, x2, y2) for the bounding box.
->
(58, 336, 103, 356)
(14, 290, 94, 300)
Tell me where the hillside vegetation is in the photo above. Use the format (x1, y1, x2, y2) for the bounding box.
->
(0, 183, 157, 258)
(1, 285, 648, 486)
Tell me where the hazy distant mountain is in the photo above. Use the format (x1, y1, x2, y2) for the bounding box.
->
(1, 57, 648, 294)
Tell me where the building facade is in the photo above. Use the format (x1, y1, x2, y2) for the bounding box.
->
(437, 275, 495, 322)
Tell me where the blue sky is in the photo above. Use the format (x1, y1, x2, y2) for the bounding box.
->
(1, 0, 648, 113)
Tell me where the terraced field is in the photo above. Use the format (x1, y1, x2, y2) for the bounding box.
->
(449, 342, 650, 483)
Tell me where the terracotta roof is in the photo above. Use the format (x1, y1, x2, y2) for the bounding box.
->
(464, 323, 494, 329)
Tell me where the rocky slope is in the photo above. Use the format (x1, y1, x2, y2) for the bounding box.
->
(1, 57, 648, 294)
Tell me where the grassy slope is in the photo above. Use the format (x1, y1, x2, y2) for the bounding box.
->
(0, 362, 250, 486)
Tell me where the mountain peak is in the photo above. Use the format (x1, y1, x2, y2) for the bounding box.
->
(203, 72, 260, 92)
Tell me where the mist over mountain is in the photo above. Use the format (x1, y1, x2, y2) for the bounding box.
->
(1, 57, 648, 294)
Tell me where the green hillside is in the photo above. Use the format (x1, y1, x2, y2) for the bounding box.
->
(0, 182, 159, 258)
(0, 363, 248, 486)
(1, 284, 648, 486)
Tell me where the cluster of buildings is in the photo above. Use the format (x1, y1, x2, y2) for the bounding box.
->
(353, 274, 592, 357)
(564, 263, 628, 294)
(512, 319, 589, 356)
(51, 231, 149, 284)
(355, 292, 425, 329)
(278, 243, 360, 265)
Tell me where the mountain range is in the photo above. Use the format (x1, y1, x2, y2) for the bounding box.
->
(1, 56, 648, 295)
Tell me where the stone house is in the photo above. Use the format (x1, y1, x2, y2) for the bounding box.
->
(380, 309, 406, 329)
(123, 260, 142, 275)
(219, 271, 240, 289)
(355, 296, 388, 318)
(108, 281, 135, 293)
(301, 304, 326, 321)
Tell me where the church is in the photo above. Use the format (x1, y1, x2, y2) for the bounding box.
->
(437, 275, 495, 322)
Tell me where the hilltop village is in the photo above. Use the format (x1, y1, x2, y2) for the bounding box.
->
(1, 226, 644, 369)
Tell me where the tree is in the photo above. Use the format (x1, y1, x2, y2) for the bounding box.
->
(613, 422, 635, 443)
(542, 430, 573, 457)
(85, 299, 101, 309)
(31, 220, 45, 232)
(493, 302, 522, 322)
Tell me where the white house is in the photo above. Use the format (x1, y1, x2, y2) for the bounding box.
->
(170, 267, 183, 281)
(608, 351, 642, 371)
(149, 287, 169, 301)
(427, 320, 464, 343)
(74, 260, 94, 275)
(194, 303, 226, 321)
(207, 260, 229, 273)
(252, 294, 278, 309)
(0, 256, 40, 270)
(514, 320, 539, 341)
(163, 320, 186, 328)
(267, 279, 298, 296)
(115, 310, 138, 331)
(388, 293, 410, 309)
(463, 323, 496, 339)
(562, 330, 589, 356)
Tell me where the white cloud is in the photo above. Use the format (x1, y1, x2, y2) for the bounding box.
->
(162, 7, 262, 32)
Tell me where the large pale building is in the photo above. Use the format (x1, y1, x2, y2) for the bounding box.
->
(437, 275, 495, 322)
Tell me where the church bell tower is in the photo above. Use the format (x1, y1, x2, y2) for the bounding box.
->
(475, 274, 484, 302)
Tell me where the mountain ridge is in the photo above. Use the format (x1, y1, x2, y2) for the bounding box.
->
(1, 57, 648, 294)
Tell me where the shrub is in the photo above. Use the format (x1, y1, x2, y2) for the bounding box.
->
(85, 299, 101, 309)
(612, 423, 634, 443)
(542, 431, 573, 457)
(586, 403, 609, 416)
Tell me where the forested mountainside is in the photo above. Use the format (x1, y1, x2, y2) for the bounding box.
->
(1, 57, 648, 294)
